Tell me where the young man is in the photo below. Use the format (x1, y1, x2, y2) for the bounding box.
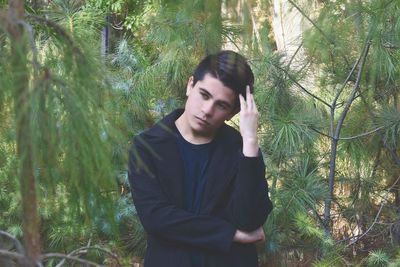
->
(128, 50, 273, 267)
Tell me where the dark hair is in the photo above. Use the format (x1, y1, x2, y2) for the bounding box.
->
(192, 50, 254, 108)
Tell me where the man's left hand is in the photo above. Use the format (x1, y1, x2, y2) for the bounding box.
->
(239, 85, 260, 157)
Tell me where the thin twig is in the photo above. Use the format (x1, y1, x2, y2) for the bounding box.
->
(54, 246, 121, 267)
(348, 175, 400, 246)
(287, 42, 303, 68)
(287, 0, 334, 44)
(339, 126, 384, 140)
(0, 248, 43, 266)
(273, 63, 332, 108)
(333, 38, 371, 140)
(359, 96, 400, 166)
(42, 253, 104, 267)
(0, 249, 26, 263)
(310, 127, 334, 139)
(310, 126, 384, 140)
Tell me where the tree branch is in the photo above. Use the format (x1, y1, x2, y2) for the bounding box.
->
(324, 36, 372, 234)
(54, 246, 121, 267)
(16, 19, 40, 77)
(273, 63, 332, 108)
(287, 0, 334, 45)
(0, 230, 24, 254)
(0, 249, 25, 262)
(359, 95, 400, 166)
(25, 14, 82, 56)
(310, 126, 385, 140)
(287, 42, 303, 68)
(348, 175, 400, 246)
(42, 253, 104, 267)
(339, 126, 384, 140)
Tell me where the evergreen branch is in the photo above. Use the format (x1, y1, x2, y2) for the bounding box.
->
(224, 34, 241, 51)
(324, 37, 372, 234)
(0, 249, 25, 262)
(54, 246, 121, 267)
(332, 52, 362, 108)
(0, 249, 40, 266)
(25, 14, 82, 56)
(356, 85, 400, 171)
(332, 35, 371, 162)
(287, 42, 303, 68)
(310, 126, 384, 140)
(359, 95, 400, 166)
(310, 127, 333, 139)
(287, 0, 334, 45)
(16, 19, 39, 77)
(339, 126, 384, 140)
(273, 63, 332, 108)
(245, 0, 262, 52)
(348, 175, 400, 246)
(0, 11, 5, 27)
(42, 253, 104, 267)
(287, 0, 351, 68)
(0, 230, 24, 254)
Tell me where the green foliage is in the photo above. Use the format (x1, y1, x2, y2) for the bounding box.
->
(1, 0, 400, 265)
(0, 0, 123, 254)
(388, 252, 400, 267)
(364, 250, 390, 267)
(86, 0, 151, 30)
(259, 0, 400, 265)
(312, 253, 348, 267)
(376, 107, 400, 149)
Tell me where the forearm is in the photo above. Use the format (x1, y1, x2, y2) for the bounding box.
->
(226, 154, 273, 231)
(134, 196, 236, 252)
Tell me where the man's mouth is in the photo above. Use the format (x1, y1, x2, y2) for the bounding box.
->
(195, 116, 210, 126)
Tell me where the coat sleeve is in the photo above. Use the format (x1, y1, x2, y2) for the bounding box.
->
(128, 138, 236, 252)
(224, 152, 273, 232)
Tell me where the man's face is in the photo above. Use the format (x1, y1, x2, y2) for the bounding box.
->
(184, 73, 237, 138)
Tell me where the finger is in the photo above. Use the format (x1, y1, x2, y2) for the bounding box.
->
(246, 85, 252, 110)
(252, 94, 258, 113)
(239, 94, 246, 111)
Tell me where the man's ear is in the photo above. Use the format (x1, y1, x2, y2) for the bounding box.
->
(186, 76, 194, 96)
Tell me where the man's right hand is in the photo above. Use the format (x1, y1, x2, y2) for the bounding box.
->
(233, 227, 265, 244)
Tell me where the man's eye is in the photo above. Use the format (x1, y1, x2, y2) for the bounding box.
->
(200, 93, 209, 99)
(217, 103, 227, 110)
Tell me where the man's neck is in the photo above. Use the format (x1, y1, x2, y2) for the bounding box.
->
(175, 113, 215, 145)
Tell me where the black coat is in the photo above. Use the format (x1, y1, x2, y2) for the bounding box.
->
(128, 109, 273, 267)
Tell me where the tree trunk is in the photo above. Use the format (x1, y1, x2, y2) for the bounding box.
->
(204, 0, 222, 54)
(101, 15, 110, 58)
(323, 39, 371, 236)
(8, 0, 41, 265)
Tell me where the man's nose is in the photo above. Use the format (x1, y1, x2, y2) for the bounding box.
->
(201, 101, 214, 117)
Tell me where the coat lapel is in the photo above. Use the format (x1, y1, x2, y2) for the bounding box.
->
(146, 109, 186, 208)
(156, 138, 185, 208)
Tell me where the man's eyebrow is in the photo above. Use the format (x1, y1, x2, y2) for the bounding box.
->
(199, 88, 233, 109)
(199, 88, 211, 96)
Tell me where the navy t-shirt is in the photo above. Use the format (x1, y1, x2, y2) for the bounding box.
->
(176, 131, 215, 267)
(176, 132, 215, 214)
